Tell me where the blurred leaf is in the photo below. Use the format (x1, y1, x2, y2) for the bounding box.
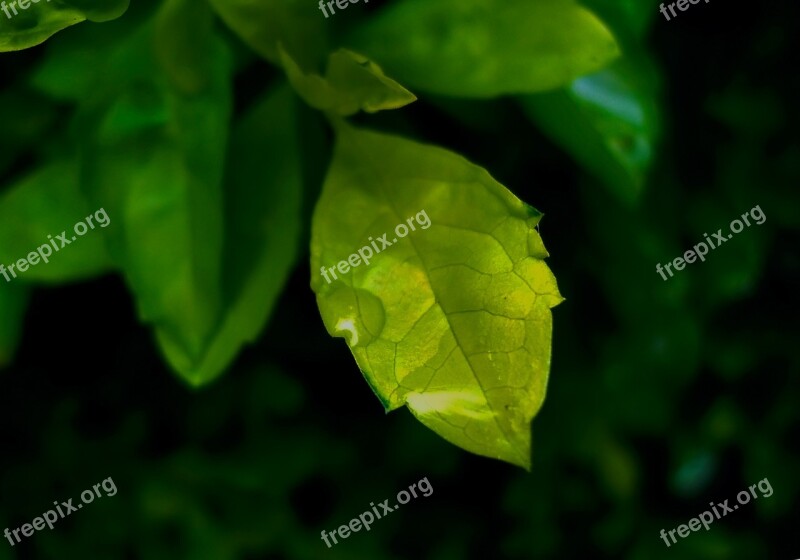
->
(207, 0, 327, 70)
(521, 57, 660, 204)
(27, 0, 152, 101)
(0, 282, 28, 368)
(707, 86, 784, 138)
(311, 124, 563, 468)
(29, 45, 104, 100)
(350, 0, 619, 98)
(0, 0, 128, 52)
(0, 160, 113, 282)
(685, 196, 769, 308)
(154, 0, 218, 95)
(158, 84, 303, 385)
(281, 47, 416, 116)
(61, 0, 129, 22)
(79, 0, 232, 381)
(0, 89, 58, 175)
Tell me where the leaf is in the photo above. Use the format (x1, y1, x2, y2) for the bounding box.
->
(0, 283, 29, 368)
(157, 84, 303, 385)
(0, 0, 128, 52)
(79, 0, 232, 379)
(280, 47, 416, 116)
(349, 0, 619, 98)
(207, 0, 327, 70)
(310, 124, 563, 468)
(0, 159, 113, 282)
(521, 57, 660, 204)
(65, 0, 129, 23)
(0, 89, 58, 173)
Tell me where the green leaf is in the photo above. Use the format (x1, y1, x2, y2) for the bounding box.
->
(158, 84, 303, 385)
(349, 0, 619, 98)
(0, 0, 128, 52)
(0, 89, 58, 173)
(27, 0, 145, 101)
(0, 283, 29, 368)
(207, 0, 327, 70)
(0, 160, 113, 282)
(281, 47, 416, 116)
(521, 57, 660, 204)
(79, 0, 232, 379)
(310, 124, 563, 468)
(61, 0, 129, 22)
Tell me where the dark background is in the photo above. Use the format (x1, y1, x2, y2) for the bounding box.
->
(1, 0, 798, 559)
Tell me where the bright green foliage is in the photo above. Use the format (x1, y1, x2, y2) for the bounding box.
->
(311, 124, 563, 468)
(0, 0, 634, 465)
(521, 57, 660, 204)
(281, 47, 417, 116)
(0, 160, 113, 282)
(350, 0, 620, 97)
(0, 0, 128, 52)
(79, 0, 231, 382)
(0, 0, 796, 556)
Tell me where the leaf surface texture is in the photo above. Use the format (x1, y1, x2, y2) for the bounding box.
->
(311, 125, 563, 467)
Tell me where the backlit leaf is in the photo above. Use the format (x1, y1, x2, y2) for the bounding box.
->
(311, 124, 563, 468)
(281, 47, 416, 116)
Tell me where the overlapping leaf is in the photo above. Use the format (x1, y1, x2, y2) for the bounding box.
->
(207, 0, 327, 70)
(158, 84, 303, 385)
(311, 124, 563, 468)
(281, 47, 416, 116)
(349, 0, 620, 98)
(78, 0, 231, 380)
(521, 57, 660, 204)
(0, 160, 113, 282)
(0, 0, 128, 52)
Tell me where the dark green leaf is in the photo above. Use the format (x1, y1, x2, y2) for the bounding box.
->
(0, 160, 113, 282)
(158, 84, 303, 385)
(79, 0, 232, 380)
(521, 57, 660, 204)
(207, 0, 327, 70)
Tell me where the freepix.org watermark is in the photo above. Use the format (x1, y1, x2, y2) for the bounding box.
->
(1, 0, 53, 21)
(0, 207, 110, 283)
(320, 477, 433, 548)
(659, 477, 773, 547)
(656, 204, 765, 281)
(4, 477, 117, 547)
(319, 209, 431, 284)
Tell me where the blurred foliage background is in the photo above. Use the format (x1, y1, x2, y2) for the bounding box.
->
(1, 0, 798, 559)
